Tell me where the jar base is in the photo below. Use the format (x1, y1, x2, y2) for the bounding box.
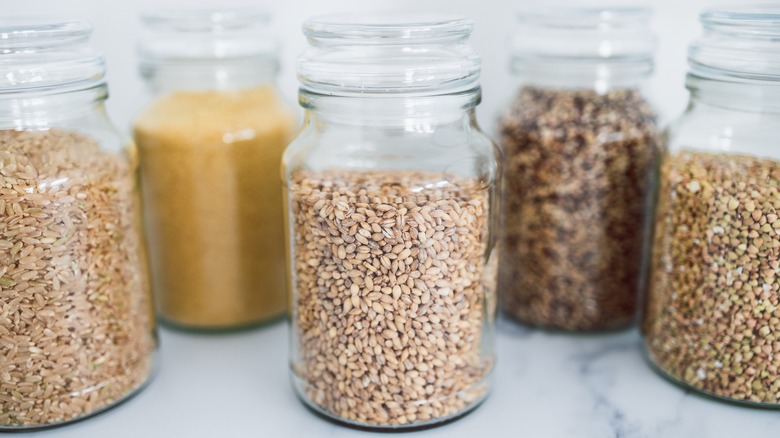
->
(0, 351, 159, 431)
(501, 310, 636, 334)
(290, 369, 492, 430)
(158, 313, 286, 334)
(641, 345, 780, 409)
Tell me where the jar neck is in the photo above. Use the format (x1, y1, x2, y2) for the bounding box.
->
(686, 74, 780, 114)
(140, 59, 279, 94)
(300, 88, 481, 128)
(512, 58, 652, 91)
(0, 85, 108, 130)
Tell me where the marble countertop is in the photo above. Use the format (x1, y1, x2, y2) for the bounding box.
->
(27, 318, 779, 438)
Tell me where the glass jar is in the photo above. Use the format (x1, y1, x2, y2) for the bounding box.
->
(0, 19, 156, 430)
(643, 6, 780, 406)
(133, 9, 295, 330)
(497, 7, 660, 331)
(284, 14, 499, 429)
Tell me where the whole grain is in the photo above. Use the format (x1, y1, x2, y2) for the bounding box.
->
(644, 150, 780, 404)
(290, 170, 495, 427)
(498, 86, 658, 330)
(0, 129, 155, 428)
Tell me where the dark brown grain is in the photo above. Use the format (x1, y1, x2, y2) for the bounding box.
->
(498, 86, 658, 331)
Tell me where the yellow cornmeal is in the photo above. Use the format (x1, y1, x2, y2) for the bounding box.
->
(133, 86, 295, 329)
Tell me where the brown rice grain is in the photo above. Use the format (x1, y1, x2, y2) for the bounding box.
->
(0, 129, 155, 428)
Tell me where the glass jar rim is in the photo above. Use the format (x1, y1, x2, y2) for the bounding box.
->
(701, 4, 780, 31)
(302, 12, 473, 42)
(0, 18, 105, 94)
(298, 13, 480, 96)
(0, 18, 92, 47)
(515, 6, 652, 30)
(689, 4, 780, 83)
(137, 8, 277, 65)
(509, 6, 655, 83)
(141, 8, 270, 32)
(510, 5, 655, 72)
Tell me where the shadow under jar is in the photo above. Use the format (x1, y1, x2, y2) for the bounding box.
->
(643, 5, 780, 406)
(498, 7, 660, 331)
(0, 20, 156, 430)
(284, 14, 500, 429)
(133, 10, 295, 330)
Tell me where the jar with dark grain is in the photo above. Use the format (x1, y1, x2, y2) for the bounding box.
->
(497, 7, 660, 331)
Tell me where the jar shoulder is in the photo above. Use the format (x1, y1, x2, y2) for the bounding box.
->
(667, 104, 780, 158)
(134, 86, 294, 128)
(133, 87, 296, 150)
(283, 121, 499, 181)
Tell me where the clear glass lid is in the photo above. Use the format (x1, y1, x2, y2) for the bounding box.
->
(689, 5, 780, 82)
(511, 6, 655, 73)
(138, 9, 277, 66)
(297, 13, 481, 96)
(0, 18, 104, 94)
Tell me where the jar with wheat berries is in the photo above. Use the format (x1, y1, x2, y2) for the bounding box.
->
(283, 13, 500, 430)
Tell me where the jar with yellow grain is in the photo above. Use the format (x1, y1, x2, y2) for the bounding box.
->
(133, 9, 296, 330)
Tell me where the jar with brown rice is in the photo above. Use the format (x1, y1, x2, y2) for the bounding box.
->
(284, 14, 500, 429)
(0, 20, 156, 430)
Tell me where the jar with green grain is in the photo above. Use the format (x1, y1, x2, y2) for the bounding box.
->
(643, 5, 780, 407)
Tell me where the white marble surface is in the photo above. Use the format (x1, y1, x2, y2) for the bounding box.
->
(25, 318, 780, 438)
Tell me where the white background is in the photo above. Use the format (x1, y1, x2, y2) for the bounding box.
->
(9, 0, 779, 135)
